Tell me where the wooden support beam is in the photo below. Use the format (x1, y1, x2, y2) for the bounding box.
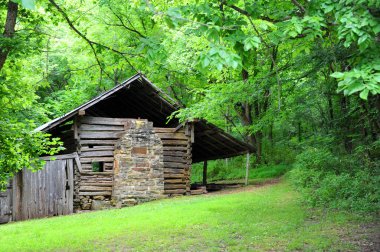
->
(174, 123, 184, 132)
(245, 152, 250, 186)
(202, 160, 207, 186)
(74, 153, 82, 173)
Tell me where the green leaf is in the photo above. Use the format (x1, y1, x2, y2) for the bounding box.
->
(330, 72, 344, 78)
(359, 89, 369, 100)
(347, 81, 365, 95)
(289, 31, 298, 38)
(357, 35, 367, 45)
(202, 56, 210, 67)
(243, 37, 260, 51)
(373, 73, 380, 83)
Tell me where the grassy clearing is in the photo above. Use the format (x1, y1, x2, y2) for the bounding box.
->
(0, 180, 375, 251)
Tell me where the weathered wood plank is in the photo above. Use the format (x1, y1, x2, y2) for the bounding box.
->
(161, 140, 188, 146)
(80, 151, 114, 157)
(154, 128, 184, 133)
(0, 181, 12, 224)
(79, 171, 114, 176)
(81, 146, 115, 151)
(163, 146, 188, 151)
(80, 116, 133, 125)
(164, 162, 189, 168)
(79, 124, 125, 131)
(78, 191, 112, 196)
(164, 189, 186, 194)
(163, 156, 188, 163)
(80, 186, 112, 191)
(74, 154, 82, 173)
(163, 173, 185, 178)
(79, 131, 123, 139)
(164, 168, 185, 174)
(80, 182, 113, 186)
(164, 179, 184, 184)
(156, 133, 188, 140)
(80, 157, 114, 163)
(164, 184, 186, 189)
(79, 140, 117, 145)
(67, 159, 74, 214)
(163, 151, 187, 157)
(40, 153, 78, 161)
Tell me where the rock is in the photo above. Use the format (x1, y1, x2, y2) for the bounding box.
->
(81, 203, 91, 210)
(91, 200, 111, 210)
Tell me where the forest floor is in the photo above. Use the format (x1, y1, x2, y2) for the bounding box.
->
(0, 179, 378, 251)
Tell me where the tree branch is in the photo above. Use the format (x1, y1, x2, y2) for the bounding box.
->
(48, 0, 138, 74)
(291, 0, 306, 15)
(108, 7, 146, 38)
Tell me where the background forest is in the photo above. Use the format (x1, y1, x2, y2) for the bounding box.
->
(0, 0, 379, 212)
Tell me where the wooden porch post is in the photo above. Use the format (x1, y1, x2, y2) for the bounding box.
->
(245, 152, 250, 186)
(202, 160, 208, 186)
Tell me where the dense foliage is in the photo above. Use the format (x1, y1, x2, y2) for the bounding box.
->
(0, 0, 379, 210)
(290, 143, 380, 212)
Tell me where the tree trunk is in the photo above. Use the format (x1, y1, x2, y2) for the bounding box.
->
(327, 93, 334, 129)
(340, 96, 353, 153)
(0, 1, 18, 71)
(269, 123, 273, 147)
(255, 131, 262, 163)
(298, 121, 302, 142)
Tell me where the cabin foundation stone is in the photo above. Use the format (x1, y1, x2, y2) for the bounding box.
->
(112, 120, 165, 207)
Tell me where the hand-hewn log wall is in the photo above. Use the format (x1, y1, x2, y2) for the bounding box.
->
(154, 127, 192, 196)
(76, 116, 131, 209)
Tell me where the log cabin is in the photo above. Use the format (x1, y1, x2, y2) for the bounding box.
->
(0, 73, 253, 224)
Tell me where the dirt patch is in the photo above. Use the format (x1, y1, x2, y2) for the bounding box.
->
(204, 178, 281, 196)
(343, 222, 380, 252)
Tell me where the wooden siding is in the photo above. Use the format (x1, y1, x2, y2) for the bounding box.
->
(0, 183, 12, 224)
(155, 127, 192, 195)
(0, 158, 75, 223)
(76, 116, 131, 198)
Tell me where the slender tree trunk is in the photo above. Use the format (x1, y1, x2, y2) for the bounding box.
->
(269, 123, 273, 147)
(0, 1, 18, 71)
(328, 94, 334, 129)
(340, 96, 353, 153)
(236, 69, 257, 149)
(255, 131, 262, 163)
(298, 121, 302, 142)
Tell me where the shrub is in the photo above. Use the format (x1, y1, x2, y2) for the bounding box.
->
(289, 147, 380, 212)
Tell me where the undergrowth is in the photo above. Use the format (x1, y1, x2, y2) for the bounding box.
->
(191, 156, 290, 183)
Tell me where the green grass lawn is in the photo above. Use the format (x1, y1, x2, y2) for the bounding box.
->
(0, 180, 375, 251)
